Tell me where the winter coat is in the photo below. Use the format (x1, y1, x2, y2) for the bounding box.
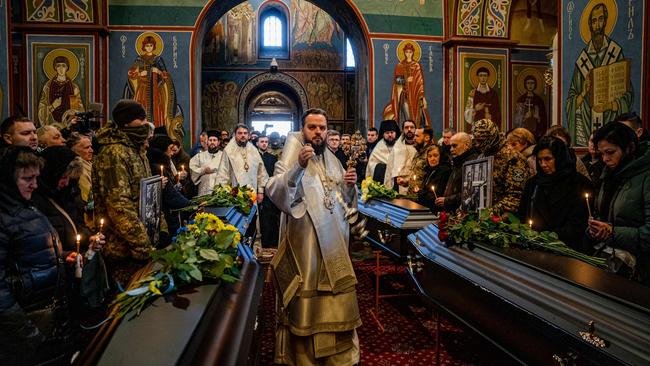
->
(596, 142, 650, 285)
(0, 188, 66, 363)
(487, 143, 530, 215)
(418, 163, 451, 213)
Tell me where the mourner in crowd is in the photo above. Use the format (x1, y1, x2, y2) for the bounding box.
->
(189, 130, 222, 196)
(0, 146, 92, 365)
(397, 127, 434, 195)
(216, 124, 268, 205)
(507, 127, 537, 175)
(190, 130, 208, 157)
(267, 108, 361, 365)
(436, 132, 478, 211)
(258, 135, 280, 248)
(366, 127, 379, 157)
(518, 136, 592, 251)
(616, 112, 648, 142)
(587, 122, 650, 286)
(249, 130, 260, 147)
(545, 125, 591, 180)
(418, 144, 451, 213)
(473, 118, 529, 215)
(1, 116, 38, 150)
(67, 132, 94, 211)
(581, 133, 605, 197)
(341, 133, 351, 147)
(37, 125, 67, 149)
(93, 100, 157, 284)
(327, 129, 348, 168)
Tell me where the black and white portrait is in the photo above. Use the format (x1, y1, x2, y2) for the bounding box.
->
(139, 176, 162, 245)
(461, 156, 493, 212)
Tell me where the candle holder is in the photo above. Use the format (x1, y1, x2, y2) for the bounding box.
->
(335, 191, 368, 240)
(344, 130, 367, 170)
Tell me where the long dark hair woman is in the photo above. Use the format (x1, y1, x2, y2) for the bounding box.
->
(517, 136, 593, 251)
(418, 144, 451, 213)
(587, 122, 650, 285)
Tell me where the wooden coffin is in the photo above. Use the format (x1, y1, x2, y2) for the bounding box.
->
(203, 204, 257, 238)
(75, 244, 264, 366)
(358, 198, 436, 259)
(406, 224, 650, 365)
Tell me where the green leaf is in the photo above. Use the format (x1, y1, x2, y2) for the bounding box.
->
(199, 248, 220, 261)
(188, 266, 203, 281)
(507, 212, 520, 224)
(222, 274, 238, 282)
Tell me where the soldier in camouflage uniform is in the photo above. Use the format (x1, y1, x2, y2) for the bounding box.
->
(399, 127, 435, 195)
(472, 118, 529, 216)
(93, 100, 155, 284)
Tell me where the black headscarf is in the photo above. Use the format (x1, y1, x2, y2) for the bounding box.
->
(0, 146, 43, 203)
(533, 136, 576, 187)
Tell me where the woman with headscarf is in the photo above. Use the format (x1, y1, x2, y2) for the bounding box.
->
(506, 127, 536, 176)
(518, 136, 593, 251)
(587, 122, 650, 285)
(417, 144, 451, 213)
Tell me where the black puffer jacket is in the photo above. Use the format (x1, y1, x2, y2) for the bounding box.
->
(0, 188, 66, 362)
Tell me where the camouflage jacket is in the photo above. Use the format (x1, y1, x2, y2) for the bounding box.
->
(92, 123, 153, 261)
(407, 144, 433, 195)
(489, 143, 529, 215)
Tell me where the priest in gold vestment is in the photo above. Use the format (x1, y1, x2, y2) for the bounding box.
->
(268, 108, 361, 366)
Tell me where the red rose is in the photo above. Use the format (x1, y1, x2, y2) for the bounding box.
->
(438, 230, 449, 242)
(439, 211, 448, 224)
(491, 215, 501, 223)
(231, 187, 239, 196)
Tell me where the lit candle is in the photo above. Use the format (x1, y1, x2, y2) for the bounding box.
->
(431, 185, 438, 199)
(76, 234, 81, 254)
(75, 234, 83, 278)
(585, 193, 592, 218)
(99, 218, 104, 233)
(528, 219, 533, 229)
(180, 165, 185, 172)
(177, 172, 181, 184)
(160, 165, 164, 177)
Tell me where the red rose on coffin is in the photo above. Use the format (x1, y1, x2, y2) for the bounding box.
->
(231, 187, 239, 196)
(491, 215, 501, 224)
(439, 211, 448, 224)
(438, 229, 449, 242)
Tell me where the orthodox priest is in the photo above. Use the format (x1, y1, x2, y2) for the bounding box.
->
(366, 119, 399, 186)
(267, 108, 361, 366)
(189, 130, 222, 196)
(215, 124, 268, 202)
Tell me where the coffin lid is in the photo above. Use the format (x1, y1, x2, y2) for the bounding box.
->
(358, 198, 435, 229)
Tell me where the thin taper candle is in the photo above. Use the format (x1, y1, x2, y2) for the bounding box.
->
(431, 185, 438, 199)
(585, 193, 592, 218)
(76, 234, 81, 254)
(160, 165, 164, 177)
(528, 219, 533, 229)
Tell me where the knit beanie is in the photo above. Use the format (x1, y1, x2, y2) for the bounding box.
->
(112, 99, 146, 127)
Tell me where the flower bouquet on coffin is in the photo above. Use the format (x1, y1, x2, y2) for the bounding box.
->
(360, 177, 398, 203)
(111, 212, 242, 319)
(446, 210, 607, 269)
(181, 184, 256, 214)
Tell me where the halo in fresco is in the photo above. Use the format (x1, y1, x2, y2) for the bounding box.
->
(135, 32, 164, 56)
(579, 0, 618, 44)
(468, 60, 497, 89)
(515, 67, 544, 95)
(396, 40, 422, 62)
(43, 48, 80, 80)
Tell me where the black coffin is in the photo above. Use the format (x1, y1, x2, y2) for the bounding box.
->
(406, 224, 650, 365)
(358, 198, 436, 259)
(76, 244, 264, 366)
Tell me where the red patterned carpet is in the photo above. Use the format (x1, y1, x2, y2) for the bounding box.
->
(258, 253, 517, 366)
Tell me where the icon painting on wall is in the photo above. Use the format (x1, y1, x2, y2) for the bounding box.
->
(383, 40, 430, 127)
(123, 31, 184, 142)
(460, 54, 506, 133)
(566, 0, 632, 147)
(512, 65, 549, 138)
(37, 48, 85, 128)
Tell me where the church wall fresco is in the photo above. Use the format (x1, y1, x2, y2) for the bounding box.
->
(509, 0, 557, 46)
(0, 0, 8, 120)
(561, 0, 645, 147)
(25, 35, 95, 128)
(108, 30, 192, 146)
(373, 39, 443, 132)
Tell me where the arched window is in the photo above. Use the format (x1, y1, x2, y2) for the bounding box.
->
(259, 5, 289, 59)
(346, 38, 356, 68)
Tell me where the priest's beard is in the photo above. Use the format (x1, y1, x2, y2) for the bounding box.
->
(236, 139, 247, 148)
(385, 137, 397, 147)
(208, 145, 219, 154)
(305, 138, 326, 156)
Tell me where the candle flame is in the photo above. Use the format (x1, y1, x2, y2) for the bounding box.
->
(100, 218, 104, 225)
(76, 234, 81, 242)
(585, 193, 589, 199)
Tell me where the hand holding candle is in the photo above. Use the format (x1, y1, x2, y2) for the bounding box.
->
(585, 193, 592, 218)
(99, 218, 104, 234)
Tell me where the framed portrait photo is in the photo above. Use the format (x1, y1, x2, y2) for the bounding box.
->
(139, 176, 163, 245)
(461, 156, 493, 213)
